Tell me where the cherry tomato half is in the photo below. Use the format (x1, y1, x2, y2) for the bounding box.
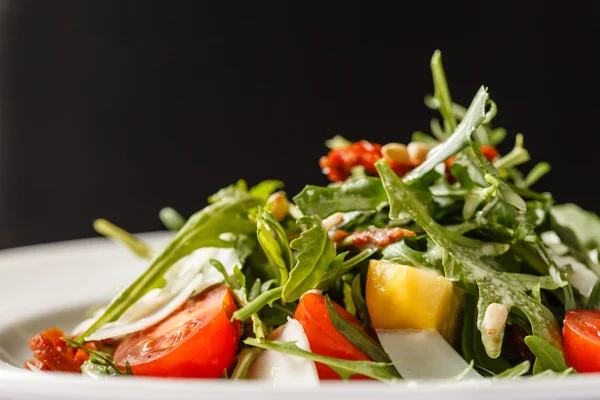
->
(114, 284, 240, 378)
(293, 292, 373, 380)
(563, 310, 600, 373)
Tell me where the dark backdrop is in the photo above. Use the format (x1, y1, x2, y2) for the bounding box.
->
(0, 1, 596, 249)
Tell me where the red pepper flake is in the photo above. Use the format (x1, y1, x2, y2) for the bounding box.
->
(351, 227, 417, 250)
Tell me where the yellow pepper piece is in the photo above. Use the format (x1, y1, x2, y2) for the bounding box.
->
(366, 260, 464, 343)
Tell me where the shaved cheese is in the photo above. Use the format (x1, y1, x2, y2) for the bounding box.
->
(72, 247, 241, 341)
(376, 329, 482, 381)
(249, 318, 319, 386)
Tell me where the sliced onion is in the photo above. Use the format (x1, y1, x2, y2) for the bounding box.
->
(376, 329, 482, 381)
(249, 318, 319, 386)
(73, 247, 241, 341)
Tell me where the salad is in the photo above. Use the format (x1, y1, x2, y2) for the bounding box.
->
(24, 50, 600, 383)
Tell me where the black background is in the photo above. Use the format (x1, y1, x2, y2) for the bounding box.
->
(0, 1, 596, 249)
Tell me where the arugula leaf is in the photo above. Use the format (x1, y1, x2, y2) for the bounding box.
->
(208, 179, 248, 203)
(352, 273, 371, 325)
(244, 338, 401, 381)
(522, 162, 551, 188)
(495, 361, 531, 378)
(232, 287, 283, 322)
(211, 258, 267, 338)
(325, 135, 352, 149)
(493, 134, 530, 170)
(552, 203, 600, 251)
(469, 139, 526, 212)
(62, 338, 132, 376)
(429, 50, 458, 138)
(461, 295, 512, 375)
(158, 207, 186, 231)
(342, 281, 356, 315)
(93, 219, 153, 259)
(249, 180, 284, 202)
(293, 177, 388, 219)
(230, 347, 264, 379)
(319, 248, 377, 286)
(256, 207, 293, 285)
(325, 296, 399, 376)
(586, 280, 600, 310)
(524, 335, 569, 375)
(403, 86, 492, 183)
(282, 216, 336, 302)
(381, 237, 444, 274)
(77, 195, 260, 342)
(376, 160, 563, 358)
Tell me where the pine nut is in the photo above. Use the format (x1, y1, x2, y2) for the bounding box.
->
(322, 212, 344, 231)
(381, 143, 409, 164)
(407, 142, 430, 165)
(267, 191, 289, 221)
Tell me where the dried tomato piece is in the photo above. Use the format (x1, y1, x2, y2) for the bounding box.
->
(28, 328, 85, 372)
(350, 227, 416, 250)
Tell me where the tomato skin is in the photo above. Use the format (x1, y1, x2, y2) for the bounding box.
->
(114, 285, 240, 378)
(293, 292, 373, 380)
(563, 310, 600, 373)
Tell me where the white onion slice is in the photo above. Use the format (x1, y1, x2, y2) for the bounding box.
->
(249, 318, 319, 386)
(73, 247, 240, 341)
(376, 329, 482, 381)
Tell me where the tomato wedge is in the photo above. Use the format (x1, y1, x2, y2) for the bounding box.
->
(114, 284, 240, 378)
(293, 292, 373, 380)
(563, 310, 600, 373)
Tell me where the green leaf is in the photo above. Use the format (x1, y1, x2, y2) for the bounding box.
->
(552, 203, 600, 250)
(230, 347, 264, 379)
(376, 160, 563, 358)
(461, 295, 512, 375)
(77, 195, 260, 342)
(469, 139, 526, 212)
(293, 177, 388, 219)
(524, 335, 568, 374)
(403, 86, 491, 183)
(62, 338, 131, 375)
(586, 280, 600, 310)
(158, 207, 186, 231)
(352, 273, 371, 326)
(411, 131, 439, 146)
(324, 296, 399, 377)
(283, 216, 336, 302)
(429, 50, 458, 137)
(256, 207, 293, 285)
(249, 180, 284, 202)
(523, 162, 551, 188)
(325, 135, 352, 149)
(232, 287, 283, 322)
(320, 248, 376, 286)
(342, 281, 356, 316)
(495, 361, 531, 378)
(381, 237, 444, 274)
(93, 219, 153, 259)
(244, 338, 401, 382)
(208, 179, 248, 203)
(493, 134, 530, 170)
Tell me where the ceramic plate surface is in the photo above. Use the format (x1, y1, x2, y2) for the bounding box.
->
(2, 233, 600, 400)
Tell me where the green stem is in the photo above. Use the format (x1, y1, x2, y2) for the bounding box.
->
(232, 287, 283, 322)
(159, 207, 186, 231)
(93, 219, 153, 259)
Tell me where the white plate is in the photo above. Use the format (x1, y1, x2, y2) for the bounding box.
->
(1, 233, 600, 400)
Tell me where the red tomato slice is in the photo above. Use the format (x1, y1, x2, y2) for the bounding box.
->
(563, 310, 600, 373)
(293, 292, 373, 380)
(114, 284, 240, 378)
